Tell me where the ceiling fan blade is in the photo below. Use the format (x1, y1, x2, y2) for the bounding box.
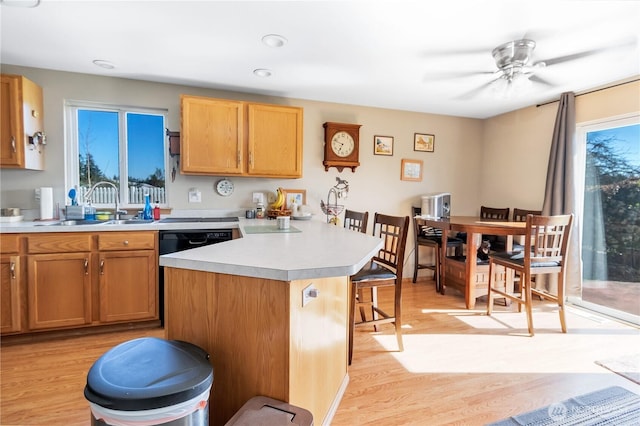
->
(454, 77, 501, 100)
(535, 37, 637, 67)
(528, 74, 555, 88)
(423, 70, 494, 82)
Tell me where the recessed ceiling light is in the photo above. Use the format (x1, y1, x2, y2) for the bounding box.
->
(261, 34, 287, 48)
(253, 68, 272, 78)
(93, 59, 115, 69)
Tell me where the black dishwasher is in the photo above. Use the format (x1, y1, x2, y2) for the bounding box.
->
(159, 229, 233, 325)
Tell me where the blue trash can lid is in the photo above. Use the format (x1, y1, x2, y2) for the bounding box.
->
(84, 337, 213, 411)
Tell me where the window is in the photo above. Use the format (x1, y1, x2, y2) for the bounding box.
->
(65, 101, 168, 208)
(574, 114, 640, 325)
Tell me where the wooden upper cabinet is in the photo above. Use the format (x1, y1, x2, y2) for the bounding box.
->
(0, 74, 45, 170)
(180, 96, 245, 175)
(180, 95, 303, 178)
(247, 103, 303, 178)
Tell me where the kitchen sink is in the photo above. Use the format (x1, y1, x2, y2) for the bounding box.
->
(36, 219, 154, 226)
(37, 219, 107, 226)
(104, 219, 154, 225)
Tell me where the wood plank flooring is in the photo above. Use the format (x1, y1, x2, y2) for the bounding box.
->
(1, 279, 639, 425)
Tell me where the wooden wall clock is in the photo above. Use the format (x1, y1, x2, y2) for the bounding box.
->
(323, 122, 362, 172)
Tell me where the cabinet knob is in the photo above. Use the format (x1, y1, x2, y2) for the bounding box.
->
(123, 240, 129, 246)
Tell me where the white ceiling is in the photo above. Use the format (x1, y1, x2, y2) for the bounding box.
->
(1, 0, 639, 119)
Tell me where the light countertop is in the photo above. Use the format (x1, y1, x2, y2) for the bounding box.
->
(2, 217, 383, 282)
(161, 218, 383, 281)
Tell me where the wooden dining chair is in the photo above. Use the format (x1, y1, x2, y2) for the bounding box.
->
(513, 208, 542, 222)
(480, 206, 510, 220)
(349, 213, 409, 365)
(512, 208, 542, 252)
(486, 214, 574, 336)
(345, 209, 370, 324)
(344, 209, 369, 234)
(412, 206, 463, 292)
(480, 206, 511, 251)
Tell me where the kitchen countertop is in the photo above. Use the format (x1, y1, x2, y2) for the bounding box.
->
(161, 218, 383, 281)
(1, 217, 384, 282)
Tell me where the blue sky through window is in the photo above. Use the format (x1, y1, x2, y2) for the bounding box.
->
(78, 110, 164, 180)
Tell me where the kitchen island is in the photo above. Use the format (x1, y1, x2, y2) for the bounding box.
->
(160, 219, 383, 426)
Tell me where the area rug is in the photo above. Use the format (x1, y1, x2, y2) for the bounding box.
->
(595, 353, 640, 385)
(487, 386, 640, 425)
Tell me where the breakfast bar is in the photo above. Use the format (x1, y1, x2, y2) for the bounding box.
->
(159, 219, 383, 426)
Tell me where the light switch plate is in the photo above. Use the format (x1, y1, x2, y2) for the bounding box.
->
(188, 189, 202, 203)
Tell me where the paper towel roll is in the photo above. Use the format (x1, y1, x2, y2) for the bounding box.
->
(40, 187, 54, 220)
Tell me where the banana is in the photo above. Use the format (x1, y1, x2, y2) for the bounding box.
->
(270, 188, 285, 209)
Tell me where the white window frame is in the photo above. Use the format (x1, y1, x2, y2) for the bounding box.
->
(64, 100, 169, 208)
(570, 112, 640, 326)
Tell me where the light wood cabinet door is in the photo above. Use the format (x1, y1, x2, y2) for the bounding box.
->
(247, 103, 303, 178)
(1, 254, 22, 334)
(98, 250, 157, 323)
(180, 95, 245, 175)
(27, 253, 92, 330)
(0, 74, 45, 170)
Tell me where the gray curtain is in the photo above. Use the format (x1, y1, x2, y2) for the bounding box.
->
(541, 91, 582, 296)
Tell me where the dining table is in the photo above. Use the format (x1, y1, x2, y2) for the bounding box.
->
(416, 215, 527, 309)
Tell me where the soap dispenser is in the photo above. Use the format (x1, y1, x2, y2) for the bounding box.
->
(143, 193, 153, 220)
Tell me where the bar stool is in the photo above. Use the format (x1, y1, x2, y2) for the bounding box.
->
(412, 206, 463, 292)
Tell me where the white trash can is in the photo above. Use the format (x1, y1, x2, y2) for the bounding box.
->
(85, 337, 213, 426)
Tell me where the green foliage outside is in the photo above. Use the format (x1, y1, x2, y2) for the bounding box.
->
(584, 135, 640, 282)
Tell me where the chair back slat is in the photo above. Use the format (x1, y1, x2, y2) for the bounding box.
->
(481, 206, 510, 220)
(371, 213, 409, 276)
(513, 208, 542, 222)
(344, 209, 369, 234)
(527, 214, 573, 266)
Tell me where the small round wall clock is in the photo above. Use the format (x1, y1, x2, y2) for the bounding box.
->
(215, 178, 234, 196)
(323, 122, 362, 172)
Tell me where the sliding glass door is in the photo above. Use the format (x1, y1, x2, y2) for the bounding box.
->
(575, 115, 639, 324)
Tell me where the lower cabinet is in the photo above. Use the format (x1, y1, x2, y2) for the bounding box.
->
(3, 230, 160, 336)
(1, 235, 22, 334)
(27, 252, 92, 330)
(98, 232, 157, 323)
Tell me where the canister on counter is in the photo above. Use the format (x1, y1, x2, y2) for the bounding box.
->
(256, 203, 265, 219)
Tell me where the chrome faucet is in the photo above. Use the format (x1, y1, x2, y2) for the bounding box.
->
(85, 181, 127, 220)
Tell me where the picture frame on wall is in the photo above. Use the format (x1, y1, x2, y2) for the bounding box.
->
(414, 133, 435, 152)
(373, 135, 394, 156)
(282, 189, 306, 209)
(400, 159, 423, 182)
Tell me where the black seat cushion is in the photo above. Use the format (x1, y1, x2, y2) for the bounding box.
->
(491, 251, 560, 268)
(351, 262, 396, 282)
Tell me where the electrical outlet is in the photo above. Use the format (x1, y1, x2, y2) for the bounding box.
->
(252, 192, 263, 203)
(188, 189, 202, 203)
(302, 283, 319, 307)
(35, 188, 41, 200)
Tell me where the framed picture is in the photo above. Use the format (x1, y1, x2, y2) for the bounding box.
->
(414, 133, 435, 152)
(401, 159, 423, 182)
(282, 189, 306, 209)
(373, 135, 394, 156)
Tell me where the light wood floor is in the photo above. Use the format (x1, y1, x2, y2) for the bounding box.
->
(1, 279, 639, 426)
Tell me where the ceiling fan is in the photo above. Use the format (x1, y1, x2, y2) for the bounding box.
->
(428, 37, 633, 99)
